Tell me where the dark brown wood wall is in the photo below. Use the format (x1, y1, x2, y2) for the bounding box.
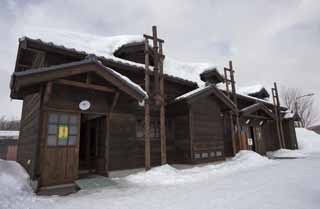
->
(17, 92, 41, 179)
(190, 97, 225, 162)
(283, 119, 298, 149)
(262, 120, 280, 151)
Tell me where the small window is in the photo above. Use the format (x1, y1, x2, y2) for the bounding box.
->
(210, 152, 215, 157)
(49, 113, 58, 124)
(47, 113, 78, 147)
(216, 151, 222, 157)
(48, 124, 57, 135)
(68, 135, 77, 145)
(194, 153, 201, 159)
(202, 153, 208, 158)
(47, 135, 57, 146)
(69, 125, 78, 135)
(59, 114, 68, 124)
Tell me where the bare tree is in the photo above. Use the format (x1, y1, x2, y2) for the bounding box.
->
(0, 115, 20, 130)
(280, 86, 318, 128)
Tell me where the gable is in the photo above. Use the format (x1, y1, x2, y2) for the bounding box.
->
(11, 57, 147, 101)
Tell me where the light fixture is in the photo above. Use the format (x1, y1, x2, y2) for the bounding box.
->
(246, 119, 251, 124)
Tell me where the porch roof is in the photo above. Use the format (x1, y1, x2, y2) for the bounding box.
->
(173, 84, 237, 111)
(10, 55, 147, 101)
(239, 103, 275, 120)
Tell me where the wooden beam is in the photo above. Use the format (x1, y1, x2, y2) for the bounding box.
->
(43, 82, 53, 105)
(159, 41, 167, 165)
(110, 92, 120, 113)
(143, 34, 165, 43)
(144, 38, 151, 170)
(55, 79, 115, 93)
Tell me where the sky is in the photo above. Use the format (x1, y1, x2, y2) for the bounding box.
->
(0, 0, 319, 124)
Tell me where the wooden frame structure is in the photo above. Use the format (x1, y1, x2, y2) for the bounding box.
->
(144, 26, 167, 170)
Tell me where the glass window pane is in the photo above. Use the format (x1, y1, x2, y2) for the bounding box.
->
(49, 113, 58, 124)
(58, 137, 68, 145)
(59, 114, 68, 124)
(48, 124, 57, 135)
(70, 115, 78, 125)
(68, 135, 77, 145)
(47, 135, 57, 146)
(69, 125, 78, 135)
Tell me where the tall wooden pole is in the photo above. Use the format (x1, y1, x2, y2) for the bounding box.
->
(229, 61, 242, 151)
(152, 26, 160, 97)
(274, 82, 285, 148)
(144, 39, 151, 170)
(159, 42, 167, 164)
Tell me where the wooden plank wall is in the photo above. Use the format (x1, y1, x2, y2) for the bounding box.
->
(282, 119, 298, 149)
(190, 97, 225, 162)
(17, 92, 41, 179)
(262, 120, 280, 151)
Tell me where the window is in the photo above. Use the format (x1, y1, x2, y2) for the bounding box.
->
(136, 118, 172, 141)
(47, 112, 78, 146)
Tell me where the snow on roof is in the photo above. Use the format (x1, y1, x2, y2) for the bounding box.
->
(174, 85, 212, 101)
(284, 111, 295, 119)
(216, 83, 287, 108)
(237, 84, 266, 96)
(14, 56, 148, 100)
(0, 131, 19, 140)
(19, 27, 217, 85)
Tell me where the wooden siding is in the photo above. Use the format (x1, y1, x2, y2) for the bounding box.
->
(190, 97, 225, 162)
(17, 92, 41, 179)
(262, 120, 280, 151)
(283, 119, 298, 149)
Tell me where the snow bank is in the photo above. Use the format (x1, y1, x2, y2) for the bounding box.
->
(0, 130, 19, 140)
(296, 128, 320, 153)
(125, 150, 273, 186)
(0, 159, 32, 196)
(267, 149, 307, 158)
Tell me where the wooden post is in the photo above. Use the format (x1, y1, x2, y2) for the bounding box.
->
(152, 26, 160, 97)
(272, 85, 284, 149)
(274, 82, 285, 148)
(144, 38, 151, 170)
(228, 61, 242, 151)
(105, 114, 110, 176)
(159, 42, 167, 164)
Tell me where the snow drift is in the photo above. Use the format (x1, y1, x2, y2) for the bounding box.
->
(125, 150, 273, 186)
(296, 128, 320, 153)
(267, 149, 307, 158)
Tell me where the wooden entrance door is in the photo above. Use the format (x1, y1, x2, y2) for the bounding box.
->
(41, 111, 80, 187)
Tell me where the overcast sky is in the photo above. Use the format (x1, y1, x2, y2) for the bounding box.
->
(1, 0, 319, 124)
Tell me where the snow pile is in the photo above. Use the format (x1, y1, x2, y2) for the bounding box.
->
(0, 159, 32, 197)
(20, 27, 218, 85)
(0, 130, 19, 140)
(267, 149, 307, 158)
(296, 128, 320, 153)
(125, 150, 273, 186)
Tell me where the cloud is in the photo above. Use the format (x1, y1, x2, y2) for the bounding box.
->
(0, 0, 319, 124)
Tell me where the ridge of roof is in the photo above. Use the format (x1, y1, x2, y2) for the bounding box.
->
(18, 36, 206, 87)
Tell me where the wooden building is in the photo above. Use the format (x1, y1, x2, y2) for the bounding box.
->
(10, 29, 298, 192)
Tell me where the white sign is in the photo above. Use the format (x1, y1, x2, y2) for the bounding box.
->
(79, 100, 91, 110)
(248, 138, 253, 146)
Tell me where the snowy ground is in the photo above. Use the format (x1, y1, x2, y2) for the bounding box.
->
(1, 128, 320, 209)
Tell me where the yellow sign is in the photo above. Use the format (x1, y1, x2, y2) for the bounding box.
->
(58, 125, 68, 140)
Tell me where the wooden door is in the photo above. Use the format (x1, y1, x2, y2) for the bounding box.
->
(254, 127, 266, 155)
(41, 112, 80, 186)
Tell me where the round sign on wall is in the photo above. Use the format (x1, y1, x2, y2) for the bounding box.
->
(79, 100, 91, 110)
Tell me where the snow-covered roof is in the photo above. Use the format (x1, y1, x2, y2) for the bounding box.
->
(174, 85, 212, 102)
(13, 56, 148, 100)
(19, 28, 217, 86)
(0, 131, 19, 140)
(216, 83, 287, 109)
(237, 84, 266, 96)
